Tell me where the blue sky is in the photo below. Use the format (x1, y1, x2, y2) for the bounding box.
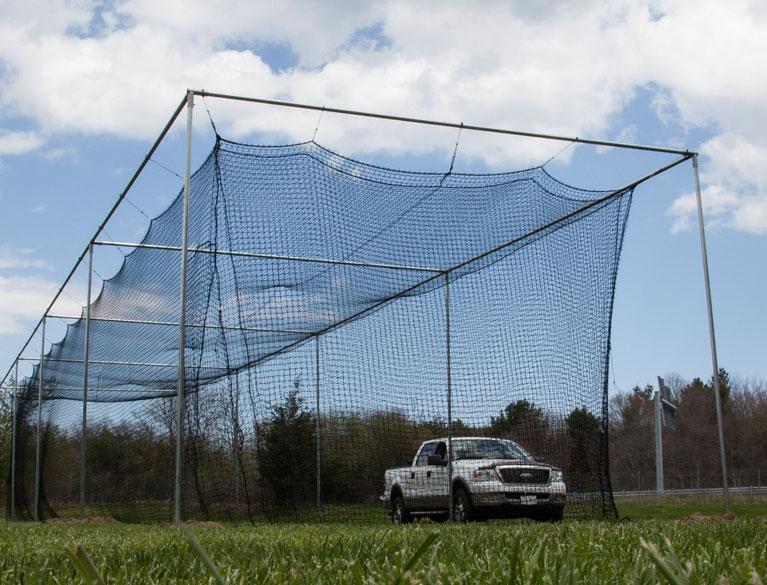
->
(0, 0, 765, 394)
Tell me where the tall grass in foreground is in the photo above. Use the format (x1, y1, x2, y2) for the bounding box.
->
(0, 520, 765, 584)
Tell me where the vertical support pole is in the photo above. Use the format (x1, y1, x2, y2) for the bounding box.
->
(34, 317, 46, 522)
(175, 90, 194, 524)
(692, 154, 731, 514)
(10, 360, 19, 520)
(654, 377, 664, 496)
(315, 335, 321, 521)
(444, 272, 453, 521)
(80, 242, 94, 519)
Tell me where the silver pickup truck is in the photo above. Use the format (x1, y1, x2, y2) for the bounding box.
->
(382, 437, 566, 523)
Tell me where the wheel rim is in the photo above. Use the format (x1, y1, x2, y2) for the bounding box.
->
(393, 500, 403, 523)
(455, 494, 465, 522)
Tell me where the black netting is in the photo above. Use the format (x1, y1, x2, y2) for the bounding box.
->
(8, 138, 632, 522)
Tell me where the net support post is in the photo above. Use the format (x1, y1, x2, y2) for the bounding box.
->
(34, 316, 46, 522)
(444, 271, 454, 521)
(315, 334, 321, 521)
(79, 242, 94, 519)
(692, 154, 730, 514)
(175, 89, 194, 524)
(10, 360, 19, 520)
(654, 378, 664, 496)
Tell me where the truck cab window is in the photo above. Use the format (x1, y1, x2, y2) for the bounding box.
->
(415, 443, 436, 466)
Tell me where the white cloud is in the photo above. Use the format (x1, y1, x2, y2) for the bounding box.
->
(0, 245, 84, 335)
(669, 133, 767, 235)
(39, 145, 76, 161)
(0, 274, 58, 334)
(30, 204, 46, 213)
(0, 273, 85, 334)
(0, 246, 50, 270)
(0, 130, 44, 155)
(0, 0, 766, 231)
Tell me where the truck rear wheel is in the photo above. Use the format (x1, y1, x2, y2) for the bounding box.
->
(392, 495, 412, 525)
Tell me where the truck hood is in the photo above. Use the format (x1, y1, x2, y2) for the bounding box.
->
(453, 458, 557, 471)
(384, 459, 560, 475)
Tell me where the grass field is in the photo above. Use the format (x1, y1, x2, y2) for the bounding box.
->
(1, 497, 765, 584)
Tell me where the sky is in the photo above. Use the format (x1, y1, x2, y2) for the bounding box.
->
(0, 0, 765, 395)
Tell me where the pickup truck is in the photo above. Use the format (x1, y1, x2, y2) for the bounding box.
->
(382, 436, 566, 523)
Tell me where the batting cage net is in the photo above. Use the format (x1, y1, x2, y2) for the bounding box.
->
(7, 136, 632, 522)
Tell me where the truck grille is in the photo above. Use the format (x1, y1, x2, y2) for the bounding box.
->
(498, 467, 550, 484)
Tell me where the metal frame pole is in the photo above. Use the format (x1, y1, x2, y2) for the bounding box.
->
(80, 243, 94, 519)
(654, 378, 664, 496)
(692, 154, 730, 513)
(10, 360, 19, 520)
(194, 90, 693, 156)
(315, 335, 321, 521)
(174, 90, 194, 524)
(445, 272, 453, 521)
(34, 317, 46, 522)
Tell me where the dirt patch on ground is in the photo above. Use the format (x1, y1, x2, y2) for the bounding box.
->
(181, 520, 224, 529)
(679, 512, 737, 523)
(45, 516, 119, 525)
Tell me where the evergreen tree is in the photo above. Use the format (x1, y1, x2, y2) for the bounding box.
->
(259, 379, 316, 507)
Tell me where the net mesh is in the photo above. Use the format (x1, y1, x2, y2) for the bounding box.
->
(9, 137, 632, 522)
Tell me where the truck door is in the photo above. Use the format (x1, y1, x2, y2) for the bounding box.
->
(423, 441, 450, 510)
(410, 442, 437, 509)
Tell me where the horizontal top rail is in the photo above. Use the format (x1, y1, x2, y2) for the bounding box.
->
(195, 89, 696, 156)
(48, 314, 313, 335)
(17, 356, 226, 370)
(12, 386, 176, 395)
(94, 240, 446, 273)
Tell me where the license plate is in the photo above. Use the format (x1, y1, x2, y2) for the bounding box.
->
(520, 495, 537, 505)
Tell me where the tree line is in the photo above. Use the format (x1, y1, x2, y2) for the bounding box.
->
(609, 369, 767, 491)
(6, 369, 761, 521)
(3, 378, 608, 521)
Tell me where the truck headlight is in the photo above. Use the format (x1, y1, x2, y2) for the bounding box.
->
(550, 469, 563, 482)
(472, 468, 497, 482)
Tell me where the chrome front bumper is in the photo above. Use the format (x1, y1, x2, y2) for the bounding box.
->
(470, 480, 567, 508)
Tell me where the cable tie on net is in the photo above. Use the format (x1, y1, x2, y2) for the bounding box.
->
(312, 106, 326, 143)
(61, 289, 83, 309)
(202, 95, 220, 137)
(149, 158, 183, 180)
(101, 229, 126, 257)
(447, 122, 463, 175)
(542, 140, 576, 169)
(124, 197, 151, 220)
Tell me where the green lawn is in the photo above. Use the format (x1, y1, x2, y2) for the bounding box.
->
(1, 515, 766, 584)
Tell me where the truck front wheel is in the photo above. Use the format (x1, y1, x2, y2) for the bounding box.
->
(540, 506, 564, 522)
(453, 487, 474, 522)
(392, 495, 412, 525)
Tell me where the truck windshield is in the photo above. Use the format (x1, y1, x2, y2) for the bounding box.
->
(451, 439, 530, 461)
